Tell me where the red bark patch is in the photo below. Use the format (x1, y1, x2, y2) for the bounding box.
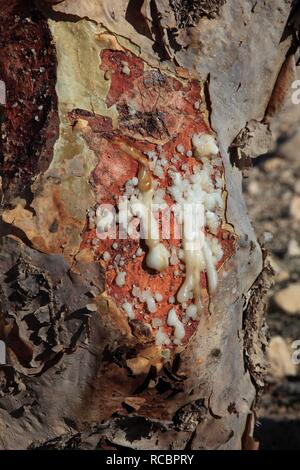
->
(101, 49, 206, 143)
(101, 50, 144, 107)
(75, 49, 235, 348)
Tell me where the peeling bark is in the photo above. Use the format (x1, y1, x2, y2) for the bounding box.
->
(0, 0, 296, 450)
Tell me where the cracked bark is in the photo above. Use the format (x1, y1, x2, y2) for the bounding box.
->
(0, 0, 297, 450)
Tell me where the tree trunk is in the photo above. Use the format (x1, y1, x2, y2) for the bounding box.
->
(0, 0, 296, 450)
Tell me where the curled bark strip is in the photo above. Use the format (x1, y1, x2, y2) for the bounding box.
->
(0, 237, 104, 375)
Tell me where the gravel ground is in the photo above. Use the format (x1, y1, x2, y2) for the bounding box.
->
(243, 81, 300, 449)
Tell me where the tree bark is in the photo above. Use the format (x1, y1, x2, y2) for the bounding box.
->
(0, 0, 296, 450)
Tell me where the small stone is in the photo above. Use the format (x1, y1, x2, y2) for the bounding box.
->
(288, 239, 300, 257)
(275, 270, 290, 283)
(274, 283, 300, 315)
(263, 157, 284, 173)
(294, 180, 300, 194)
(248, 180, 261, 195)
(290, 196, 300, 221)
(263, 231, 273, 243)
(268, 336, 297, 379)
